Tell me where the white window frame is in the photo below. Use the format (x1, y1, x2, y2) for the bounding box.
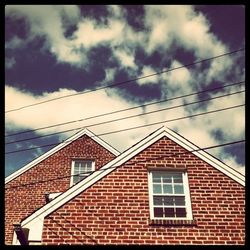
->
(148, 170, 193, 220)
(70, 160, 95, 186)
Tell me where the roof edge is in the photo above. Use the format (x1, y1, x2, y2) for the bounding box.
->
(5, 128, 120, 184)
(21, 125, 245, 228)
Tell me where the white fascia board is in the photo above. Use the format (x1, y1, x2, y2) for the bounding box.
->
(84, 129, 120, 156)
(5, 128, 119, 184)
(48, 192, 62, 200)
(163, 127, 245, 186)
(21, 126, 245, 241)
(21, 126, 167, 228)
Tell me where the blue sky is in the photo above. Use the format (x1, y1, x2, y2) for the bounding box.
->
(5, 5, 245, 177)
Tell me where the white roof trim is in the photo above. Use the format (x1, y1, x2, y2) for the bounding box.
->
(5, 128, 120, 184)
(162, 127, 245, 186)
(21, 125, 245, 238)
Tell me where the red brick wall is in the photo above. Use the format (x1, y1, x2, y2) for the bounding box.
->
(42, 136, 245, 245)
(5, 135, 116, 244)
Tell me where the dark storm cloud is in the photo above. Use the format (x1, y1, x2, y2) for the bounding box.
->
(78, 5, 110, 22)
(122, 5, 145, 32)
(5, 15, 30, 41)
(195, 5, 245, 49)
(110, 69, 163, 103)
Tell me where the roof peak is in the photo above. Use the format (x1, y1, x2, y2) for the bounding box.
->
(5, 127, 120, 184)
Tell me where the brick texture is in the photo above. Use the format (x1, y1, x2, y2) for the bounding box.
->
(41, 136, 245, 245)
(5, 135, 116, 244)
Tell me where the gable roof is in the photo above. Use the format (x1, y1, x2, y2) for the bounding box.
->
(5, 128, 120, 184)
(20, 125, 245, 239)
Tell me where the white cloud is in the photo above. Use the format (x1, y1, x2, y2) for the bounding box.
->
(164, 60, 192, 93)
(5, 5, 143, 69)
(137, 66, 159, 85)
(6, 5, 239, 81)
(205, 91, 245, 140)
(223, 155, 245, 175)
(205, 55, 234, 83)
(102, 68, 116, 85)
(143, 5, 227, 58)
(5, 85, 148, 152)
(74, 18, 124, 49)
(6, 5, 83, 65)
(112, 48, 136, 69)
(142, 5, 240, 91)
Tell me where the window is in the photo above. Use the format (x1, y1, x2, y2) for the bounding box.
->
(148, 171, 193, 220)
(71, 160, 95, 186)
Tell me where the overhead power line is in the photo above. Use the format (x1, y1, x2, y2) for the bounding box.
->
(5, 89, 245, 145)
(5, 48, 245, 114)
(5, 138, 245, 190)
(5, 80, 245, 138)
(5, 103, 245, 154)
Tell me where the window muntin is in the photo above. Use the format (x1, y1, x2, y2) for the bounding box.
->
(149, 171, 193, 220)
(71, 160, 94, 186)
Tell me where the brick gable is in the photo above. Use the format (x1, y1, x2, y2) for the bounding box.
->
(5, 134, 116, 244)
(42, 136, 245, 245)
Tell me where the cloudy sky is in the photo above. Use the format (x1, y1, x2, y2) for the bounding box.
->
(5, 5, 245, 177)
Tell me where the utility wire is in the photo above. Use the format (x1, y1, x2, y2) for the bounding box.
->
(5, 89, 245, 145)
(5, 48, 245, 114)
(5, 103, 245, 154)
(5, 139, 245, 190)
(5, 80, 245, 138)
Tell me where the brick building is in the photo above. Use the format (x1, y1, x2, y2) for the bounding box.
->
(5, 126, 245, 245)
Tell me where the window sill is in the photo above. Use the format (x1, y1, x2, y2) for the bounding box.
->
(149, 218, 197, 226)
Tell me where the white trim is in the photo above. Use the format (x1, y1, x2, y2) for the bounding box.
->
(183, 171, 193, 220)
(18, 125, 245, 243)
(5, 128, 120, 184)
(70, 159, 95, 186)
(12, 231, 19, 245)
(70, 160, 75, 187)
(148, 170, 193, 220)
(163, 127, 245, 186)
(48, 192, 62, 201)
(20, 126, 170, 229)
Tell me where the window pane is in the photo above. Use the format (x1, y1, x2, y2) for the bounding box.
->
(153, 184, 162, 194)
(73, 176, 81, 184)
(176, 208, 186, 217)
(153, 196, 163, 205)
(74, 164, 80, 173)
(164, 208, 175, 217)
(173, 177, 183, 183)
(163, 196, 174, 206)
(73, 176, 78, 183)
(86, 164, 92, 171)
(75, 161, 80, 167)
(172, 173, 182, 179)
(162, 176, 172, 183)
(81, 166, 91, 174)
(163, 184, 173, 194)
(174, 185, 184, 194)
(174, 196, 185, 206)
(73, 160, 94, 184)
(173, 173, 183, 183)
(154, 207, 163, 217)
(83, 161, 90, 169)
(152, 173, 161, 183)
